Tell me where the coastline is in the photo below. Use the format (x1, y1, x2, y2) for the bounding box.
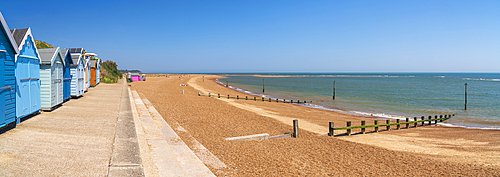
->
(134, 74, 500, 176)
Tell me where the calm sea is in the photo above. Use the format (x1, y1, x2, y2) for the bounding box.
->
(218, 73, 500, 129)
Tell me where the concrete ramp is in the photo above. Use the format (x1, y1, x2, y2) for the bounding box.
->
(130, 89, 217, 177)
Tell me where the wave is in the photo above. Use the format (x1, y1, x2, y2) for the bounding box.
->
(463, 78, 500, 82)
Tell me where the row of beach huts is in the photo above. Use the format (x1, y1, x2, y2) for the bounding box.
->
(0, 12, 100, 130)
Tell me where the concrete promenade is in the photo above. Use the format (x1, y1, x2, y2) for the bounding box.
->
(0, 81, 143, 176)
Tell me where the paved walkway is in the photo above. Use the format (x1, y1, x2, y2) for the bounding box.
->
(0, 81, 143, 176)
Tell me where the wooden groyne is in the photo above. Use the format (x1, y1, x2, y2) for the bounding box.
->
(329, 115, 454, 136)
(199, 92, 312, 104)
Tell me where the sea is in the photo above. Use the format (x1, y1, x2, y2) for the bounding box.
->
(215, 73, 500, 129)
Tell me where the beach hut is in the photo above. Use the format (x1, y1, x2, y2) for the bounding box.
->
(39, 47, 64, 110)
(69, 53, 84, 97)
(10, 27, 41, 121)
(89, 56, 100, 86)
(130, 73, 141, 81)
(60, 49, 73, 101)
(0, 12, 19, 129)
(69, 48, 88, 92)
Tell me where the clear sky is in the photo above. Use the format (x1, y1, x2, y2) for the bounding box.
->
(2, 1, 499, 73)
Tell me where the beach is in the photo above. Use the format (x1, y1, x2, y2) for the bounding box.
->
(130, 75, 500, 176)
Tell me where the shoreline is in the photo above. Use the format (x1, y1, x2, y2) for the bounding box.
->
(212, 76, 498, 131)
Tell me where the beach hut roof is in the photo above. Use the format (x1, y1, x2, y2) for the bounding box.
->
(0, 12, 19, 54)
(38, 47, 64, 66)
(70, 54, 82, 66)
(60, 48, 74, 66)
(69, 48, 85, 54)
(9, 27, 41, 62)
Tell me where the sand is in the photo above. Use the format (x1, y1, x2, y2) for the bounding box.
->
(131, 75, 500, 176)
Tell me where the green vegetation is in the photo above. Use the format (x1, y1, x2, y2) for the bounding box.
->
(35, 40, 54, 49)
(100, 60, 122, 83)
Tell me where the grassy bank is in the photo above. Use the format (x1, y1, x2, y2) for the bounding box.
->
(100, 60, 122, 83)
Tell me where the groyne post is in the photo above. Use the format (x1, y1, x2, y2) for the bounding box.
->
(361, 121, 366, 134)
(218, 94, 220, 98)
(237, 95, 239, 99)
(209, 93, 211, 97)
(421, 116, 425, 126)
(254, 97, 256, 101)
(406, 118, 409, 129)
(439, 115, 443, 122)
(428, 116, 432, 125)
(435, 115, 438, 124)
(386, 120, 390, 131)
(246, 96, 248, 100)
(262, 97, 264, 102)
(293, 120, 299, 138)
(329, 122, 334, 136)
(414, 117, 417, 127)
(269, 98, 271, 102)
(347, 121, 351, 136)
(397, 119, 400, 130)
(228, 94, 230, 99)
(374, 120, 379, 132)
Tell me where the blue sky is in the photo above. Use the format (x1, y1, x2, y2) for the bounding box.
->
(2, 1, 499, 73)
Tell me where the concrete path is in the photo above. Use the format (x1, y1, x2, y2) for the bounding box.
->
(0, 81, 144, 176)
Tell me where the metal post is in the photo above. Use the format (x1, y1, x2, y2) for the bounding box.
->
(333, 80, 336, 100)
(465, 83, 467, 110)
(263, 78, 265, 93)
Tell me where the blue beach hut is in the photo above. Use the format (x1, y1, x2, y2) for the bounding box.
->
(69, 52, 84, 97)
(0, 12, 19, 129)
(60, 49, 73, 101)
(10, 28, 41, 121)
(38, 47, 64, 110)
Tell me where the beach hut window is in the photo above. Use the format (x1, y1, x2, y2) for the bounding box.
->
(27, 41, 30, 48)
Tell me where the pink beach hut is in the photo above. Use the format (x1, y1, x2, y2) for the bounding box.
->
(130, 73, 141, 81)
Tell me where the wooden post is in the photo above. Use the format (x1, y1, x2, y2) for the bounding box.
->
(465, 83, 467, 110)
(246, 96, 248, 100)
(333, 80, 336, 100)
(262, 97, 264, 101)
(386, 120, 390, 131)
(361, 121, 366, 134)
(237, 95, 239, 99)
(421, 116, 425, 126)
(291, 100, 293, 104)
(293, 119, 299, 138)
(198, 92, 200, 96)
(228, 94, 230, 99)
(448, 114, 451, 118)
(329, 122, 334, 136)
(283, 99, 286, 103)
(218, 94, 220, 98)
(397, 119, 400, 130)
(269, 98, 271, 102)
(263, 78, 265, 93)
(414, 117, 417, 127)
(439, 115, 443, 122)
(254, 97, 256, 101)
(298, 100, 300, 104)
(428, 116, 432, 125)
(304, 101, 306, 104)
(374, 120, 379, 132)
(276, 98, 279, 103)
(434, 115, 438, 124)
(347, 121, 351, 136)
(406, 118, 409, 129)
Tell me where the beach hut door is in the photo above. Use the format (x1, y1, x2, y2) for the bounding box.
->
(0, 52, 5, 124)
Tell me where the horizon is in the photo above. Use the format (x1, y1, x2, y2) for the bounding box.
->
(2, 1, 499, 73)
